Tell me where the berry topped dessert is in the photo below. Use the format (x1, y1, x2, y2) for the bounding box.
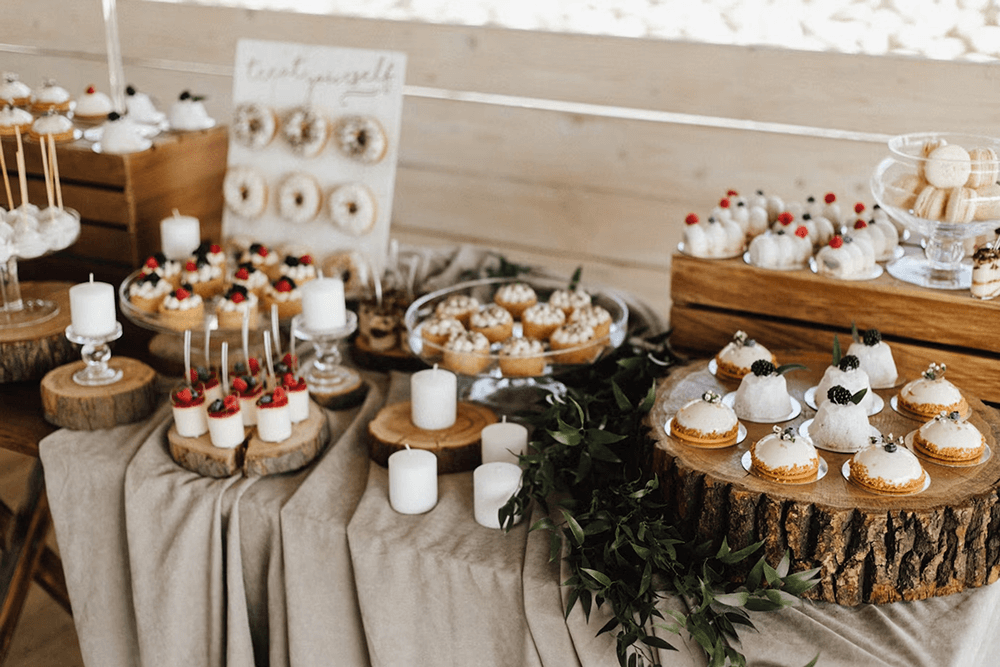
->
(898, 363, 967, 420)
(74, 85, 113, 122)
(846, 327, 898, 389)
(206, 395, 244, 449)
(808, 384, 872, 453)
(189, 366, 223, 405)
(232, 262, 269, 296)
(194, 240, 226, 270)
(732, 359, 799, 422)
(262, 276, 303, 319)
(168, 90, 215, 131)
(256, 386, 292, 443)
(157, 284, 204, 331)
(232, 373, 264, 426)
(815, 353, 875, 414)
(240, 242, 281, 280)
(279, 253, 317, 285)
(280, 371, 310, 423)
(171, 385, 207, 438)
(181, 255, 224, 298)
(217, 284, 258, 329)
(128, 271, 172, 313)
(714, 330, 776, 381)
(141, 252, 182, 287)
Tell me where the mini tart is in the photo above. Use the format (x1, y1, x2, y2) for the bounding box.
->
(193, 241, 226, 271)
(670, 396, 739, 448)
(420, 316, 465, 350)
(216, 285, 258, 329)
(261, 276, 303, 320)
(898, 376, 967, 420)
(0, 105, 33, 137)
(279, 253, 317, 285)
(569, 304, 612, 339)
(434, 294, 480, 326)
(180, 257, 225, 299)
(441, 330, 491, 375)
(714, 337, 776, 381)
(469, 304, 514, 343)
(498, 337, 546, 378)
(240, 243, 281, 280)
(142, 253, 183, 288)
(849, 443, 926, 495)
(521, 302, 566, 341)
(548, 288, 591, 317)
(0, 74, 31, 107)
(493, 282, 538, 319)
(128, 272, 172, 313)
(231, 262, 269, 297)
(157, 286, 205, 331)
(912, 414, 985, 464)
(750, 431, 819, 483)
(549, 322, 600, 364)
(29, 112, 75, 143)
(30, 81, 72, 113)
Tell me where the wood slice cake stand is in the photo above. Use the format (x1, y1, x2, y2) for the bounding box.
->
(40, 357, 159, 430)
(0, 281, 77, 383)
(368, 401, 498, 473)
(308, 368, 369, 411)
(650, 350, 1000, 606)
(168, 400, 328, 478)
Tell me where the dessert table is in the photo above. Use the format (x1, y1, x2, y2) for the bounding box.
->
(37, 366, 1000, 667)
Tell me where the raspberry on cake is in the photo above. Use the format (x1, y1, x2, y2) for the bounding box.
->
(171, 385, 207, 438)
(280, 372, 310, 423)
(190, 366, 223, 405)
(750, 426, 819, 483)
(493, 282, 538, 319)
(206, 395, 245, 449)
(240, 242, 281, 280)
(142, 252, 183, 288)
(849, 434, 926, 495)
(469, 304, 514, 344)
(913, 411, 985, 465)
(713, 331, 775, 381)
(157, 285, 205, 331)
(682, 212, 744, 258)
(521, 302, 566, 341)
(180, 256, 224, 299)
(262, 277, 303, 320)
(441, 331, 491, 375)
(815, 234, 876, 280)
(279, 253, 317, 285)
(231, 262, 269, 297)
(670, 391, 739, 448)
(128, 271, 172, 313)
(194, 241, 227, 271)
(256, 387, 292, 443)
(232, 374, 264, 427)
(498, 337, 546, 378)
(217, 285, 258, 329)
(898, 363, 967, 420)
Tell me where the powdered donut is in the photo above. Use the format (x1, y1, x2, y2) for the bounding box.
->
(328, 183, 377, 236)
(282, 107, 328, 158)
(232, 103, 277, 150)
(277, 172, 322, 224)
(323, 250, 370, 296)
(334, 116, 387, 164)
(223, 166, 268, 219)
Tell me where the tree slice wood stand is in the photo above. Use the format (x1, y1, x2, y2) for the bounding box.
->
(308, 368, 369, 411)
(0, 281, 77, 383)
(167, 425, 248, 478)
(40, 357, 158, 430)
(368, 401, 498, 473)
(649, 351, 1000, 606)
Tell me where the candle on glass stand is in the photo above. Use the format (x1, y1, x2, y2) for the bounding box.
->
(301, 277, 346, 331)
(410, 364, 457, 430)
(388, 444, 438, 515)
(160, 210, 200, 261)
(481, 416, 528, 465)
(69, 274, 117, 337)
(474, 461, 523, 529)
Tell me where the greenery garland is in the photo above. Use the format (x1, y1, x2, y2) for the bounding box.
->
(500, 334, 820, 667)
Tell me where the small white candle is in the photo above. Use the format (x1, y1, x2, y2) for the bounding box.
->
(160, 210, 200, 260)
(300, 277, 346, 331)
(481, 416, 528, 465)
(69, 278, 117, 337)
(388, 446, 438, 515)
(410, 365, 457, 430)
(474, 462, 522, 529)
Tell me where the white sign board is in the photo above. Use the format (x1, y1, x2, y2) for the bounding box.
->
(222, 39, 406, 274)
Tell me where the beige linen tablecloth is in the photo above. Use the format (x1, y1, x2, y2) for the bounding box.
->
(40, 370, 1000, 667)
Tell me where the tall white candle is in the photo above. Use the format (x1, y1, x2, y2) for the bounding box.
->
(300, 277, 346, 331)
(474, 462, 522, 529)
(69, 279, 117, 337)
(388, 446, 438, 515)
(160, 210, 201, 260)
(481, 417, 528, 465)
(410, 365, 457, 430)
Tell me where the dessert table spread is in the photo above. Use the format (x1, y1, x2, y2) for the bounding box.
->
(38, 367, 1000, 667)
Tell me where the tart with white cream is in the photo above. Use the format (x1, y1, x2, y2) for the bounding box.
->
(670, 391, 739, 448)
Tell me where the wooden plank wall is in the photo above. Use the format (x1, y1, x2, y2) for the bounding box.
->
(4, 0, 1000, 320)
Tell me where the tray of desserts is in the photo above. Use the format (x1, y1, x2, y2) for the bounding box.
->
(405, 276, 628, 379)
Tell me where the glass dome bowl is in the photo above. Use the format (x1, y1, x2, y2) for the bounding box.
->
(871, 132, 1000, 289)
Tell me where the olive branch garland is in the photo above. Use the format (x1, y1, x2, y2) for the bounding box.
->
(499, 337, 821, 667)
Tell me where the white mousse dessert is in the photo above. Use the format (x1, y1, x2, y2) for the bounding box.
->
(282, 374, 310, 423)
(168, 90, 215, 131)
(714, 330, 775, 381)
(815, 355, 874, 413)
(206, 396, 244, 449)
(231, 374, 263, 427)
(255, 387, 292, 443)
(808, 385, 872, 453)
(171, 386, 207, 438)
(670, 391, 739, 447)
(898, 363, 967, 420)
(846, 328, 898, 388)
(849, 435, 926, 494)
(913, 411, 985, 464)
(733, 360, 794, 422)
(750, 425, 819, 483)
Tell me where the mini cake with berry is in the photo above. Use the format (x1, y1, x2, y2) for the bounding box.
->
(190, 366, 223, 406)
(157, 284, 204, 331)
(73, 85, 113, 123)
(808, 385, 872, 453)
(848, 216, 899, 263)
(469, 304, 515, 344)
(280, 372, 310, 423)
(216, 285, 258, 329)
(898, 363, 967, 420)
(548, 288, 591, 317)
(171, 385, 207, 438)
(279, 253, 316, 285)
(127, 271, 172, 313)
(682, 212, 744, 258)
(493, 282, 538, 319)
(141, 252, 182, 288)
(747, 226, 812, 269)
(550, 322, 600, 364)
(180, 256, 224, 299)
(498, 337, 546, 377)
(521, 302, 566, 340)
(846, 327, 897, 388)
(231, 262, 269, 297)
(168, 90, 215, 131)
(434, 294, 480, 326)
(442, 331, 491, 375)
(206, 395, 245, 449)
(569, 304, 612, 339)
(797, 212, 836, 248)
(815, 234, 876, 280)
(714, 331, 776, 381)
(262, 276, 303, 319)
(815, 354, 875, 413)
(240, 242, 281, 280)
(670, 391, 739, 448)
(194, 241, 226, 272)
(849, 434, 926, 495)
(750, 426, 819, 483)
(808, 193, 843, 226)
(732, 360, 797, 422)
(913, 411, 985, 465)
(420, 316, 465, 351)
(231, 374, 264, 426)
(256, 387, 292, 443)
(232, 357, 262, 385)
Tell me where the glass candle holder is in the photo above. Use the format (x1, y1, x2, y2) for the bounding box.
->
(291, 310, 358, 393)
(65, 321, 124, 386)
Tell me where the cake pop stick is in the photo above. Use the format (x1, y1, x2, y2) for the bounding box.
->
(39, 137, 54, 209)
(241, 306, 250, 368)
(203, 320, 212, 370)
(48, 135, 63, 210)
(0, 138, 13, 210)
(263, 330, 276, 388)
(221, 342, 230, 394)
(183, 329, 192, 387)
(13, 126, 28, 207)
(289, 318, 299, 381)
(271, 304, 281, 358)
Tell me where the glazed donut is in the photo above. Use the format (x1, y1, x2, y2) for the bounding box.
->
(322, 250, 370, 296)
(328, 183, 377, 236)
(223, 166, 269, 219)
(277, 172, 322, 224)
(282, 107, 328, 158)
(232, 103, 277, 150)
(333, 116, 387, 164)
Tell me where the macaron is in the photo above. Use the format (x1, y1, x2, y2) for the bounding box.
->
(913, 185, 948, 220)
(974, 183, 1000, 221)
(966, 147, 999, 189)
(890, 173, 925, 209)
(944, 186, 976, 223)
(925, 144, 972, 189)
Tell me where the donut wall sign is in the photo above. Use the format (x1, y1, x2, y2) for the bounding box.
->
(222, 39, 407, 273)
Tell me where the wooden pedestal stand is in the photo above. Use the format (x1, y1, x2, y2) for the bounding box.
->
(40, 358, 158, 430)
(649, 351, 1000, 606)
(167, 425, 248, 478)
(368, 401, 498, 474)
(308, 368, 369, 411)
(0, 282, 76, 383)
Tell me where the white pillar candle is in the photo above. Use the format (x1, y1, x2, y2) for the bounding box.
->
(160, 211, 201, 260)
(69, 279, 117, 337)
(410, 365, 457, 430)
(388, 446, 438, 515)
(474, 462, 522, 529)
(481, 417, 528, 465)
(300, 277, 346, 331)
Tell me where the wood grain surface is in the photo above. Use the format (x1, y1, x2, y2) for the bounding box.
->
(0, 282, 77, 384)
(244, 401, 329, 476)
(167, 425, 243, 478)
(40, 358, 158, 430)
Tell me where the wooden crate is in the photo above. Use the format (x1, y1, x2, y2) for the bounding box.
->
(3, 126, 227, 285)
(669, 250, 1000, 403)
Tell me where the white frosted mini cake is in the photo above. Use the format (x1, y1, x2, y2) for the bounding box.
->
(849, 435, 926, 495)
(846, 328, 897, 389)
(750, 426, 819, 483)
(898, 363, 967, 420)
(808, 385, 872, 453)
(733, 360, 794, 422)
(815, 355, 874, 413)
(714, 330, 775, 381)
(670, 391, 739, 448)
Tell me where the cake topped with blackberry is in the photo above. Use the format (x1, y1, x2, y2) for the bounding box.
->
(846, 326, 898, 388)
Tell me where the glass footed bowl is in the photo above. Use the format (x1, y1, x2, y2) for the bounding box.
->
(405, 276, 629, 380)
(870, 132, 1000, 290)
